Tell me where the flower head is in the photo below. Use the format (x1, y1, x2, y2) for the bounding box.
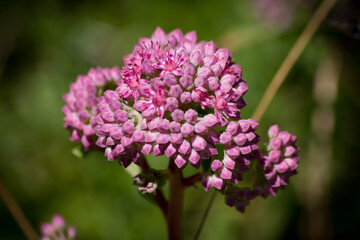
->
(40, 214, 76, 240)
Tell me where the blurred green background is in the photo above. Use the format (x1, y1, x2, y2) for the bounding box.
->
(1, 0, 359, 239)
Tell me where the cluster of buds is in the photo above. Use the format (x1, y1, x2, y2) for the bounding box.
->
(224, 187, 257, 213)
(40, 215, 76, 240)
(255, 124, 300, 197)
(63, 27, 300, 213)
(202, 119, 260, 191)
(62, 67, 120, 150)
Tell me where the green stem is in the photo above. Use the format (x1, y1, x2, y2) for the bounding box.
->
(167, 160, 185, 240)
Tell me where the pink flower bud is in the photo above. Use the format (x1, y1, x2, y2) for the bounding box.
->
(226, 121, 239, 135)
(215, 48, 230, 60)
(148, 118, 160, 131)
(220, 74, 236, 86)
(212, 175, 224, 190)
(194, 122, 207, 134)
(115, 144, 125, 155)
(182, 62, 196, 75)
(110, 128, 123, 140)
(184, 109, 198, 123)
(169, 121, 181, 133)
(106, 137, 115, 146)
(211, 160, 223, 172)
(40, 223, 53, 236)
(122, 121, 135, 135)
(220, 167, 232, 180)
(104, 90, 119, 103)
(181, 123, 194, 137)
(238, 120, 251, 132)
(141, 143, 153, 155)
(157, 119, 170, 132)
(179, 75, 193, 88)
(203, 114, 218, 127)
(204, 41, 216, 56)
(170, 133, 183, 144)
(239, 146, 252, 155)
(188, 149, 200, 167)
(268, 124, 279, 138)
(223, 156, 235, 170)
(284, 158, 298, 171)
(194, 76, 207, 88)
(164, 74, 177, 87)
(211, 64, 224, 76)
(208, 144, 218, 156)
(226, 146, 241, 158)
(132, 131, 145, 143)
(203, 56, 216, 66)
(274, 161, 289, 173)
(269, 138, 282, 150)
(171, 109, 184, 122)
(105, 147, 114, 161)
(278, 131, 291, 145)
(246, 132, 256, 141)
(121, 136, 133, 148)
(197, 66, 213, 79)
(101, 123, 116, 133)
(234, 133, 247, 146)
(191, 135, 207, 151)
(156, 133, 170, 144)
(174, 154, 187, 168)
(180, 92, 191, 103)
(165, 97, 179, 111)
(114, 110, 129, 123)
(153, 144, 166, 156)
(220, 132, 232, 146)
(190, 51, 202, 66)
(269, 150, 281, 163)
(165, 143, 177, 157)
(208, 76, 219, 91)
(145, 131, 156, 143)
(178, 139, 191, 154)
(169, 85, 183, 98)
(202, 175, 213, 192)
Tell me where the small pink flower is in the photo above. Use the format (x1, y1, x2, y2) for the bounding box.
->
(134, 84, 168, 119)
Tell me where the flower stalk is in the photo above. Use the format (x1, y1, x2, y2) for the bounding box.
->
(167, 159, 185, 240)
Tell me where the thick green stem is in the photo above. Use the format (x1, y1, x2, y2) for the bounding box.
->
(167, 160, 185, 240)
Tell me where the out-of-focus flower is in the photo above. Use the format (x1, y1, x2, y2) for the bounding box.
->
(252, 0, 300, 29)
(40, 214, 76, 240)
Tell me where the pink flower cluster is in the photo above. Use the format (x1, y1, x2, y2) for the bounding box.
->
(63, 67, 120, 149)
(256, 125, 300, 197)
(40, 214, 76, 240)
(63, 27, 300, 209)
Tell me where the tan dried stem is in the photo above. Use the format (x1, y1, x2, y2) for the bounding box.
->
(0, 179, 38, 240)
(252, 0, 337, 121)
